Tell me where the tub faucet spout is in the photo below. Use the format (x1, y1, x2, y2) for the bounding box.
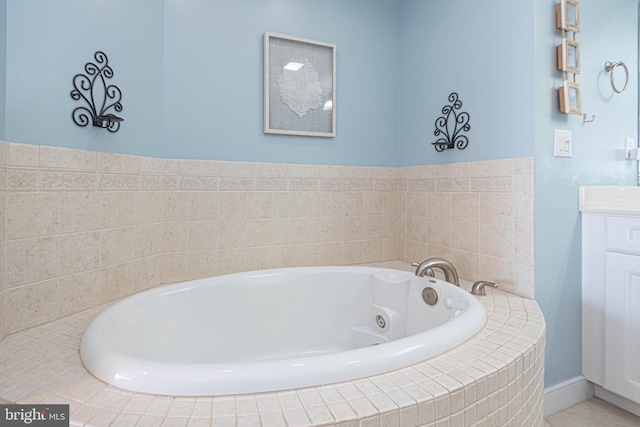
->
(411, 257, 459, 286)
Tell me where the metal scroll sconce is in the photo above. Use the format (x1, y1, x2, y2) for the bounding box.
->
(70, 51, 124, 133)
(604, 61, 629, 94)
(432, 92, 470, 152)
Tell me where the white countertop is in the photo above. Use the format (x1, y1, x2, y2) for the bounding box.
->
(579, 186, 640, 214)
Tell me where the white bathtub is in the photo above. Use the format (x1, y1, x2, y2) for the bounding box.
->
(80, 266, 486, 396)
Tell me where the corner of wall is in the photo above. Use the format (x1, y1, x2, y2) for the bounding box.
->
(0, 140, 7, 342)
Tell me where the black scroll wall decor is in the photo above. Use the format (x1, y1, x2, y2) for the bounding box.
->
(70, 51, 124, 133)
(432, 92, 470, 152)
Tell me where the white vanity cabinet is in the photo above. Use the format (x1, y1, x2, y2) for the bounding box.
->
(582, 209, 640, 405)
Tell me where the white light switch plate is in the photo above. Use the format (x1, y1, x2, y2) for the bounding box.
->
(554, 129, 572, 158)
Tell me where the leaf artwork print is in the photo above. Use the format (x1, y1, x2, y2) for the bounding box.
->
(277, 59, 323, 118)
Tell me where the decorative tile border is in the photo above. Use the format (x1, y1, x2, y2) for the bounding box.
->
(0, 263, 545, 427)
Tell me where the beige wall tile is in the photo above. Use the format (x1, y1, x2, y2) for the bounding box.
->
(188, 221, 219, 251)
(479, 255, 514, 293)
(178, 175, 218, 191)
(179, 159, 219, 176)
(0, 141, 7, 165)
(98, 173, 140, 191)
(255, 177, 288, 191)
(406, 192, 427, 217)
(0, 243, 4, 293)
(7, 279, 61, 332)
(427, 193, 451, 220)
(6, 168, 38, 191)
(470, 176, 513, 193)
(140, 174, 177, 191)
(364, 216, 385, 240)
(39, 146, 96, 170)
(133, 256, 162, 292)
(479, 224, 514, 260)
(218, 249, 249, 275)
(470, 159, 514, 177)
(159, 252, 191, 284)
(449, 250, 479, 282)
(8, 143, 39, 167)
(100, 192, 134, 228)
(100, 262, 134, 302)
(140, 157, 180, 174)
(60, 231, 101, 275)
(219, 220, 247, 249)
(162, 222, 190, 253)
(479, 193, 513, 226)
(7, 192, 58, 239)
(451, 221, 479, 253)
(97, 152, 140, 173)
(436, 177, 469, 193)
(343, 217, 364, 242)
(59, 192, 101, 233)
(514, 219, 534, 266)
(7, 237, 60, 288)
(134, 191, 163, 225)
(218, 192, 246, 220)
(364, 192, 384, 216)
(246, 246, 294, 271)
(271, 192, 297, 218)
(363, 239, 385, 263)
(451, 193, 479, 223)
(245, 192, 273, 219)
(249, 218, 297, 247)
(188, 250, 219, 280)
(134, 223, 163, 259)
(189, 192, 218, 221)
(407, 216, 427, 243)
(343, 241, 364, 265)
(59, 269, 101, 317)
(39, 171, 97, 191)
(427, 219, 451, 247)
(342, 192, 364, 217)
(101, 227, 134, 266)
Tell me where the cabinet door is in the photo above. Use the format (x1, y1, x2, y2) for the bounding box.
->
(605, 252, 640, 404)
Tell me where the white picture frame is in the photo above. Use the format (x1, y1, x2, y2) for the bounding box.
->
(264, 32, 336, 137)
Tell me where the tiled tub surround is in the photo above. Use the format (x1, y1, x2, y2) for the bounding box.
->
(0, 141, 534, 337)
(0, 262, 545, 427)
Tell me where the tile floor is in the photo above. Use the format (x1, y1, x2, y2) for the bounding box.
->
(544, 397, 640, 427)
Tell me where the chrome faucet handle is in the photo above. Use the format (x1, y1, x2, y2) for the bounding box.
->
(471, 281, 498, 296)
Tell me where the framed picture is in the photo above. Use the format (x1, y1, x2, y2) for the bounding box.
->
(557, 38, 580, 74)
(558, 81, 582, 115)
(264, 32, 336, 137)
(556, 0, 580, 33)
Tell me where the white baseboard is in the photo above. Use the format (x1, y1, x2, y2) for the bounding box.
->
(543, 376, 594, 418)
(594, 385, 640, 417)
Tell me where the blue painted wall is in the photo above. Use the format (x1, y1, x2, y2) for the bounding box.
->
(398, 0, 536, 165)
(3, 0, 399, 166)
(533, 0, 638, 387)
(4, 0, 164, 154)
(0, 0, 6, 139)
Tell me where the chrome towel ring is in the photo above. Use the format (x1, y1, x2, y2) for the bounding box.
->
(604, 61, 629, 94)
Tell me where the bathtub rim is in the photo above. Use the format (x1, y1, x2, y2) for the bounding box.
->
(80, 266, 487, 396)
